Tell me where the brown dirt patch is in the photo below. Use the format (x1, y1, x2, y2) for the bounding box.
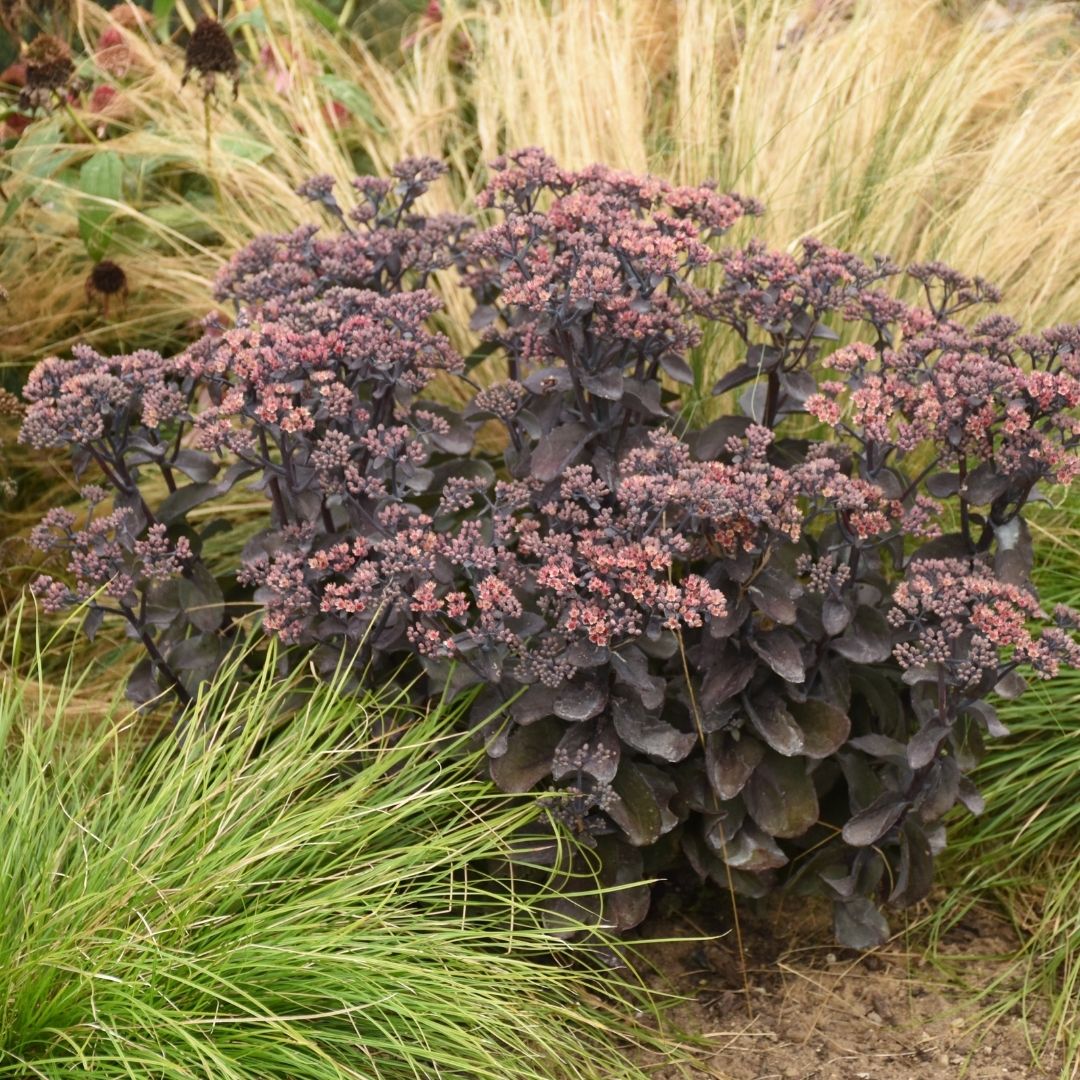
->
(632, 894, 1059, 1080)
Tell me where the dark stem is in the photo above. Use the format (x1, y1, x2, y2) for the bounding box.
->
(120, 605, 193, 708)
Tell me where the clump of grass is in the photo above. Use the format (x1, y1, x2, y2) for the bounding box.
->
(0, 606, 688, 1079)
(921, 490, 1080, 1079)
(5, 0, 1079, 376)
(443, 0, 1080, 331)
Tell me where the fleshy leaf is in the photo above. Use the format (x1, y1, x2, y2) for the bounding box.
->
(833, 898, 890, 950)
(750, 630, 806, 683)
(746, 696, 804, 756)
(790, 699, 851, 759)
(705, 732, 764, 800)
(612, 696, 697, 763)
(489, 718, 562, 793)
(744, 752, 819, 839)
(841, 792, 906, 847)
(831, 607, 892, 664)
(530, 423, 591, 482)
(608, 760, 664, 846)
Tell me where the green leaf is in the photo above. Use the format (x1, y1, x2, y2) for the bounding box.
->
(216, 133, 274, 164)
(297, 0, 340, 33)
(226, 8, 267, 31)
(152, 0, 177, 40)
(318, 74, 385, 132)
(78, 151, 123, 260)
(2, 121, 74, 225)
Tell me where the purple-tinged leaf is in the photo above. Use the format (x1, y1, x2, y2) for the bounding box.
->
(158, 483, 220, 524)
(841, 792, 906, 847)
(848, 734, 906, 759)
(926, 472, 961, 497)
(705, 732, 764, 800)
(612, 695, 697, 763)
(489, 717, 562, 793)
(522, 366, 573, 395)
(833, 898, 889, 950)
(469, 304, 499, 332)
(748, 567, 802, 625)
(659, 352, 695, 385)
(552, 720, 621, 783)
(831, 606, 892, 664)
(608, 760, 664, 846)
(621, 377, 667, 417)
(718, 820, 789, 872)
(701, 799, 746, 849)
(700, 649, 756, 710)
(554, 678, 607, 721)
(610, 645, 666, 710)
(531, 422, 591, 482)
(907, 722, 948, 769)
(889, 818, 934, 907)
(957, 776, 985, 816)
(172, 449, 220, 484)
(750, 629, 806, 684)
(689, 416, 752, 460)
(178, 562, 224, 633)
(915, 756, 960, 822)
(746, 695, 804, 756)
(821, 596, 854, 637)
(711, 361, 759, 397)
(790, 699, 850, 759)
(993, 670, 1027, 700)
(962, 463, 1009, 506)
(581, 369, 624, 400)
(744, 752, 818, 839)
(510, 685, 558, 726)
(596, 837, 650, 932)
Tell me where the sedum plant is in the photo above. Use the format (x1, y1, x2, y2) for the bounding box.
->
(20, 150, 1080, 946)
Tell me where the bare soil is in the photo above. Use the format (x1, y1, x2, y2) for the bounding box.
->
(631, 892, 1059, 1080)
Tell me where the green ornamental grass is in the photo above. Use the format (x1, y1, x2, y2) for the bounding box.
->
(0, 610, 686, 1079)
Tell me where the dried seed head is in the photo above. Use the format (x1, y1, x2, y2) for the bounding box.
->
(183, 17, 239, 99)
(88, 260, 128, 297)
(86, 261, 129, 316)
(0, 387, 23, 417)
(19, 34, 74, 110)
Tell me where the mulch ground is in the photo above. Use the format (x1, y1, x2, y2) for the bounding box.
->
(631, 891, 1059, 1080)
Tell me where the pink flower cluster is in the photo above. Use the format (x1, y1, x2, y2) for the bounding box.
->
(30, 505, 191, 612)
(804, 298, 1080, 486)
(890, 558, 1080, 683)
(464, 147, 760, 372)
(20, 345, 187, 449)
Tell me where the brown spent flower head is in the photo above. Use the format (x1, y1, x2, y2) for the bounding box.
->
(182, 17, 239, 99)
(19, 34, 74, 111)
(86, 260, 129, 314)
(0, 387, 23, 417)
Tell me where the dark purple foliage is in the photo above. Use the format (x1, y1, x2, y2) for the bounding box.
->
(21, 150, 1080, 946)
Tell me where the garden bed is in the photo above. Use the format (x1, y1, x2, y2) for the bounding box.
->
(637, 900, 1058, 1080)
